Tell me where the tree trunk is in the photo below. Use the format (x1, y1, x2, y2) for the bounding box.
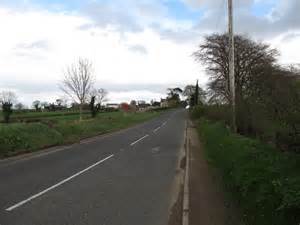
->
(79, 104, 82, 121)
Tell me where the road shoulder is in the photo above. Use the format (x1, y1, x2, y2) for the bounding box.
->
(188, 120, 241, 225)
(167, 120, 187, 225)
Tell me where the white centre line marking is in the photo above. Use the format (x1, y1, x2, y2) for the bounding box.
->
(153, 126, 161, 133)
(5, 154, 114, 212)
(130, 134, 149, 146)
(162, 121, 167, 127)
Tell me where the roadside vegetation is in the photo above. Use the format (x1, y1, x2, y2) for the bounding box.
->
(0, 57, 183, 159)
(187, 33, 300, 225)
(192, 116, 300, 225)
(0, 111, 162, 158)
(192, 34, 300, 153)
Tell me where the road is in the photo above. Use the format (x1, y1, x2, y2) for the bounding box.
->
(0, 109, 187, 225)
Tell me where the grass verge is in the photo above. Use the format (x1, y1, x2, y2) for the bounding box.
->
(195, 118, 300, 225)
(0, 111, 161, 158)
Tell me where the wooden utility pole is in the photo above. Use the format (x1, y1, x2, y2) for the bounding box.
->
(228, 0, 236, 132)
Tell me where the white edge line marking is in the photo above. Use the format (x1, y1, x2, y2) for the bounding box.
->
(153, 126, 161, 133)
(130, 134, 149, 146)
(5, 154, 114, 212)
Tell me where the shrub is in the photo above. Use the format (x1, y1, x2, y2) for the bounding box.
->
(192, 104, 300, 152)
(2, 102, 13, 123)
(191, 105, 231, 124)
(196, 119, 300, 225)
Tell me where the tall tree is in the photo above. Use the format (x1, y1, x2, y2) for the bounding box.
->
(15, 102, 25, 110)
(90, 88, 108, 107)
(32, 100, 41, 111)
(195, 80, 199, 106)
(41, 101, 49, 110)
(61, 58, 95, 120)
(89, 96, 97, 118)
(193, 34, 278, 104)
(193, 34, 279, 132)
(0, 91, 17, 123)
(183, 84, 206, 106)
(56, 99, 63, 106)
(167, 87, 182, 106)
(193, 33, 300, 150)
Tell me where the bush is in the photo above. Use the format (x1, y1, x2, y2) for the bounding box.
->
(191, 105, 231, 124)
(192, 104, 300, 152)
(2, 102, 13, 123)
(196, 119, 300, 225)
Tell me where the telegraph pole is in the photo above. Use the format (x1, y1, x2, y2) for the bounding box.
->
(228, 0, 236, 132)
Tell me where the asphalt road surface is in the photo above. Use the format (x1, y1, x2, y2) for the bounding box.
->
(0, 109, 187, 225)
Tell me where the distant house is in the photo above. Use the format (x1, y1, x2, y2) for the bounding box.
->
(106, 103, 119, 109)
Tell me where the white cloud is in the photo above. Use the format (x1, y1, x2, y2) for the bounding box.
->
(127, 44, 148, 54)
(267, 32, 300, 65)
(107, 90, 165, 103)
(181, 0, 254, 9)
(0, 6, 203, 105)
(0, 0, 299, 106)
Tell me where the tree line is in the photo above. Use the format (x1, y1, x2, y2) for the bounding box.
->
(0, 57, 185, 123)
(0, 58, 108, 123)
(190, 33, 300, 152)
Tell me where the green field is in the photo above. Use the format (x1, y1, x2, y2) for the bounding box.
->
(0, 111, 161, 158)
(0, 110, 91, 122)
(195, 119, 300, 225)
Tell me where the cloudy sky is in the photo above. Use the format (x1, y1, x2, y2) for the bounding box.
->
(0, 0, 299, 106)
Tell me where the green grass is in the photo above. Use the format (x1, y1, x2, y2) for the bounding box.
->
(0, 111, 161, 158)
(3, 111, 90, 121)
(0, 123, 63, 157)
(195, 119, 300, 225)
(54, 111, 160, 143)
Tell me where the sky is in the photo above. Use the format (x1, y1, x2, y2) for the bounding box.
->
(0, 0, 299, 106)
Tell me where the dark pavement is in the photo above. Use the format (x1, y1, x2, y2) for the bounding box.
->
(0, 109, 187, 225)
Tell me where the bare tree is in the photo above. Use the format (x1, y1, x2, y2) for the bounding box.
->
(61, 58, 95, 120)
(41, 101, 49, 110)
(15, 102, 25, 110)
(166, 87, 182, 105)
(183, 85, 196, 98)
(0, 91, 17, 105)
(90, 88, 108, 106)
(32, 100, 41, 111)
(193, 34, 278, 104)
(0, 91, 17, 123)
(193, 33, 300, 151)
(56, 99, 63, 106)
(183, 84, 206, 106)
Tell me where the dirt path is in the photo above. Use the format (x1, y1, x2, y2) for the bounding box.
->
(188, 121, 241, 225)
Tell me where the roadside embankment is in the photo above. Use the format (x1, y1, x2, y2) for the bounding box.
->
(195, 118, 300, 225)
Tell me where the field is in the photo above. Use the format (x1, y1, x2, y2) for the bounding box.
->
(0, 110, 162, 158)
(1, 110, 91, 122)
